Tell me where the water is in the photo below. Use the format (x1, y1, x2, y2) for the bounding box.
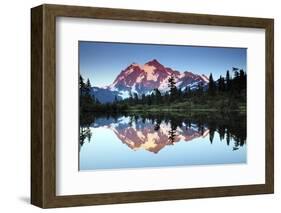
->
(79, 112, 246, 171)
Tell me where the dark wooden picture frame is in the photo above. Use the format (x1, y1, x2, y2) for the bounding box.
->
(31, 4, 274, 208)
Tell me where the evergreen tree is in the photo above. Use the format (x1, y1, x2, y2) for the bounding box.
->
(226, 70, 231, 91)
(184, 86, 188, 98)
(168, 75, 176, 90)
(133, 93, 139, 104)
(140, 94, 145, 104)
(177, 88, 182, 101)
(150, 93, 155, 104)
(95, 98, 100, 104)
(114, 95, 118, 103)
(209, 127, 215, 144)
(196, 82, 204, 96)
(168, 75, 177, 102)
(208, 73, 215, 95)
(239, 69, 245, 79)
(218, 76, 225, 92)
(164, 91, 169, 104)
(79, 75, 85, 96)
(154, 88, 162, 104)
(185, 86, 191, 98)
(168, 123, 177, 144)
(80, 77, 95, 112)
(79, 75, 85, 89)
(85, 78, 91, 95)
(128, 91, 133, 104)
(232, 68, 240, 93)
(239, 69, 246, 91)
(147, 95, 152, 105)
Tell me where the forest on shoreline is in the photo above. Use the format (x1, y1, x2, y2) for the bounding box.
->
(79, 68, 246, 114)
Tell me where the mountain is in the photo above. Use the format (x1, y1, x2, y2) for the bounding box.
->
(90, 87, 120, 103)
(92, 117, 209, 154)
(111, 122, 209, 154)
(92, 59, 209, 103)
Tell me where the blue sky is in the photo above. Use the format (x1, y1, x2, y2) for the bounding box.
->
(79, 41, 246, 87)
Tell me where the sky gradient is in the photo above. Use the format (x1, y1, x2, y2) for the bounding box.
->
(79, 41, 247, 87)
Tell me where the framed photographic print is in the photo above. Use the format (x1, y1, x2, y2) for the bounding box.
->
(31, 4, 274, 208)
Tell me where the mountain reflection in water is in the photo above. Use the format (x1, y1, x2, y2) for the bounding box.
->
(79, 112, 246, 170)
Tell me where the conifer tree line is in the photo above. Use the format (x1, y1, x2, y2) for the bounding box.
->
(79, 67, 246, 112)
(208, 68, 246, 95)
(79, 75, 128, 112)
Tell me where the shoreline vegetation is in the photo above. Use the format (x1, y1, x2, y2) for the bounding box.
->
(79, 107, 246, 150)
(79, 68, 246, 114)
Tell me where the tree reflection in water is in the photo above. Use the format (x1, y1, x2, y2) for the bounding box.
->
(79, 111, 246, 153)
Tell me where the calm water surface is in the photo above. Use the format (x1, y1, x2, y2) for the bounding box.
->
(79, 113, 246, 170)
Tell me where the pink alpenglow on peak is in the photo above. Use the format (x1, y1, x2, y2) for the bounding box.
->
(108, 59, 209, 94)
(94, 59, 209, 103)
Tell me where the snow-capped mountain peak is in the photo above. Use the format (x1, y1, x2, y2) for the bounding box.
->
(94, 59, 209, 103)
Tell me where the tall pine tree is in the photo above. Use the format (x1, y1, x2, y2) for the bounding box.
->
(85, 78, 91, 95)
(218, 75, 225, 92)
(79, 75, 86, 96)
(208, 73, 215, 95)
(226, 70, 231, 91)
(168, 75, 177, 102)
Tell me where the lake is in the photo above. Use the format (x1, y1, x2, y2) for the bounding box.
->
(79, 112, 246, 171)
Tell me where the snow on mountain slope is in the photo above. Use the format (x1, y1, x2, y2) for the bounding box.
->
(92, 59, 209, 103)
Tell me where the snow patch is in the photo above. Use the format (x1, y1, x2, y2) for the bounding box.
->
(201, 74, 209, 83)
(131, 63, 158, 81)
(131, 84, 138, 94)
(158, 76, 170, 91)
(136, 74, 145, 83)
(108, 82, 118, 91)
(109, 86, 118, 91)
(175, 81, 182, 88)
(140, 64, 157, 81)
(179, 72, 186, 78)
(118, 116, 131, 124)
(125, 68, 135, 75)
(118, 90, 130, 99)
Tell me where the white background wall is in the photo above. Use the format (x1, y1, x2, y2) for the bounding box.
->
(0, 0, 279, 212)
